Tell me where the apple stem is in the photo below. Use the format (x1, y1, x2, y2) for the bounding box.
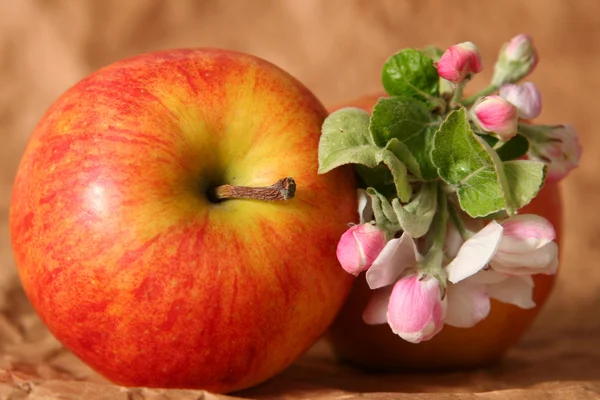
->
(211, 177, 296, 202)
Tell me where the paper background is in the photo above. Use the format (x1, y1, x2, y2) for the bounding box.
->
(1, 1, 599, 398)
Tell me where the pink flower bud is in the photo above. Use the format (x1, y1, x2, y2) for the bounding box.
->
(386, 274, 446, 343)
(499, 82, 542, 119)
(505, 34, 538, 69)
(532, 124, 582, 182)
(490, 214, 559, 276)
(336, 223, 387, 276)
(437, 42, 483, 83)
(471, 95, 519, 140)
(492, 34, 538, 85)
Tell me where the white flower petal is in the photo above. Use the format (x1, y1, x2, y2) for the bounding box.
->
(446, 221, 504, 283)
(366, 232, 419, 289)
(362, 286, 393, 325)
(357, 189, 373, 224)
(468, 269, 509, 285)
(492, 241, 559, 275)
(488, 275, 536, 309)
(445, 281, 491, 328)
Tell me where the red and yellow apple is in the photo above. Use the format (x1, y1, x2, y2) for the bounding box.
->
(9, 49, 357, 393)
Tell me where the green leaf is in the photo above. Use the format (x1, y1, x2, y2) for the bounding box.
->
(455, 167, 506, 218)
(318, 107, 412, 202)
(366, 187, 400, 238)
(355, 164, 397, 198)
(369, 97, 439, 180)
(375, 150, 412, 202)
(432, 109, 505, 217)
(431, 108, 545, 217)
(503, 160, 547, 210)
(418, 189, 447, 281)
(391, 182, 438, 238)
(369, 97, 430, 146)
(385, 138, 422, 179)
(495, 134, 529, 161)
(382, 49, 439, 99)
(318, 108, 372, 173)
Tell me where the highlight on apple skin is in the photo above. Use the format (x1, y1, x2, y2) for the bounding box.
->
(9, 48, 358, 393)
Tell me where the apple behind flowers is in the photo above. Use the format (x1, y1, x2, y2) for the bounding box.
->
(9, 49, 357, 393)
(325, 93, 562, 370)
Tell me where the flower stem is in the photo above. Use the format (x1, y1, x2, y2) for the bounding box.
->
(419, 184, 448, 279)
(448, 201, 471, 240)
(430, 186, 448, 253)
(461, 84, 500, 106)
(450, 82, 465, 107)
(210, 177, 296, 202)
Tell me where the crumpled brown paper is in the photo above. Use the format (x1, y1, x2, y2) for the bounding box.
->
(1, 310, 600, 399)
(2, 1, 600, 399)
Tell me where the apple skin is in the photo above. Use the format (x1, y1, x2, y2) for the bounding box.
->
(326, 94, 562, 370)
(9, 49, 357, 393)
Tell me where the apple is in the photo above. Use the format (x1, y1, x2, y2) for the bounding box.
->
(9, 49, 357, 393)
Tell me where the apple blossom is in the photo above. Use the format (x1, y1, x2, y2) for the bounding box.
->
(445, 270, 536, 328)
(471, 95, 519, 140)
(498, 214, 555, 252)
(445, 221, 504, 284)
(386, 274, 447, 343)
(365, 232, 421, 289)
(485, 274, 536, 309)
(527, 124, 582, 182)
(465, 270, 536, 309)
(445, 279, 490, 328)
(324, 36, 575, 357)
(356, 211, 558, 340)
(446, 214, 558, 283)
(491, 214, 558, 276)
(499, 82, 542, 119)
(362, 285, 393, 325)
(437, 42, 483, 83)
(442, 215, 554, 328)
(336, 223, 387, 276)
(492, 34, 538, 85)
(360, 232, 448, 343)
